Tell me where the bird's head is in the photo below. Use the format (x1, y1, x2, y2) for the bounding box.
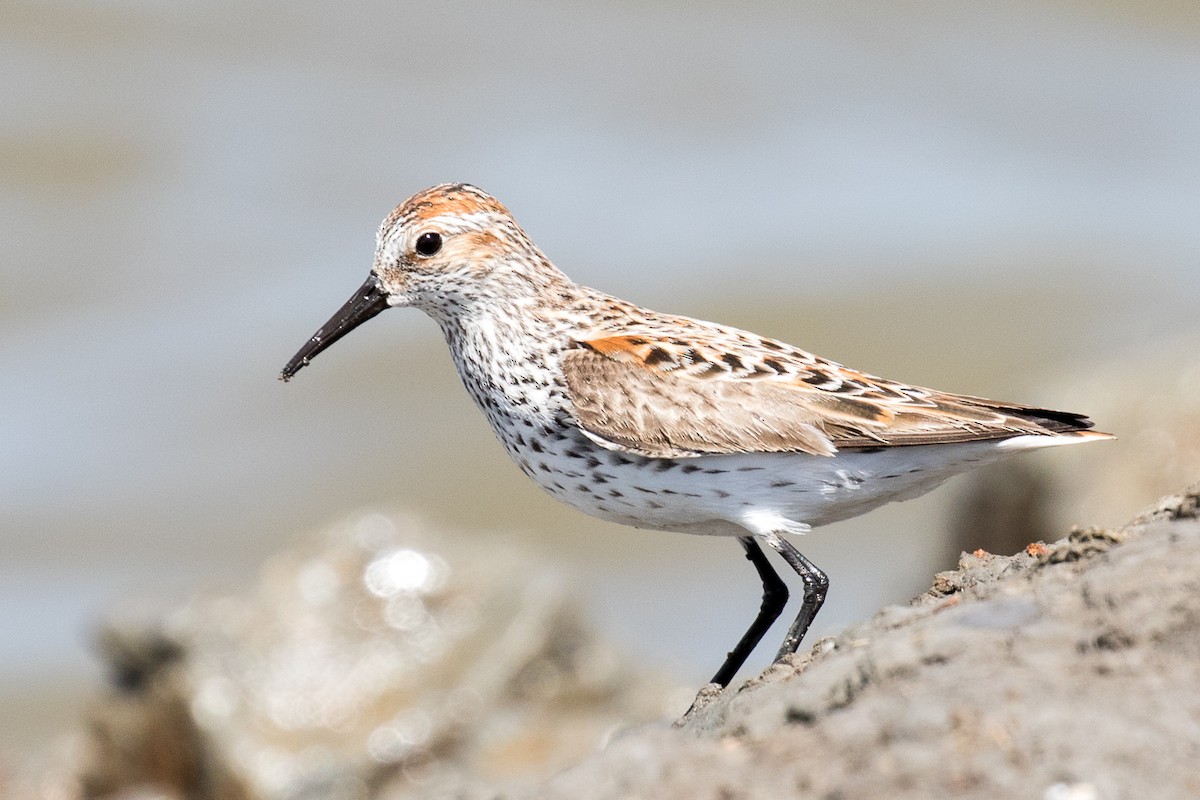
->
(280, 183, 560, 381)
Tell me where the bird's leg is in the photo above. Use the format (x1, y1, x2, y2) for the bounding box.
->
(708, 536, 790, 688)
(764, 534, 829, 661)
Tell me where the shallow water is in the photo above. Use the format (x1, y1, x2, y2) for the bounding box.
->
(2, 0, 1198, 751)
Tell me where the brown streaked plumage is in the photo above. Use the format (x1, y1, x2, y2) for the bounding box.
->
(563, 332, 1101, 458)
(281, 183, 1112, 703)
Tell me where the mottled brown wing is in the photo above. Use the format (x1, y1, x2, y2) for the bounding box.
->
(561, 334, 1098, 459)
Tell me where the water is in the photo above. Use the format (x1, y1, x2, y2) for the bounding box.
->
(2, 0, 1198, 750)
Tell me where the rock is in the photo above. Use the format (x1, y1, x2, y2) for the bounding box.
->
(10, 487, 1200, 799)
(33, 513, 673, 800)
(487, 485, 1200, 799)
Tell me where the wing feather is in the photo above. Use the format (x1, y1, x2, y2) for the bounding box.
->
(561, 333, 1101, 459)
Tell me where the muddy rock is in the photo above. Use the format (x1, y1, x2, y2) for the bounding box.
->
(11, 513, 672, 800)
(490, 485, 1200, 800)
(8, 487, 1200, 799)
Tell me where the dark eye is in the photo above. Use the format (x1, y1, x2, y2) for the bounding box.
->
(415, 231, 442, 257)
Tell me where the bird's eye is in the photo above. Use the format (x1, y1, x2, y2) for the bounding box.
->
(414, 231, 442, 257)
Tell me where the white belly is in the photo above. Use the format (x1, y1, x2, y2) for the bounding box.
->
(501, 426, 1040, 536)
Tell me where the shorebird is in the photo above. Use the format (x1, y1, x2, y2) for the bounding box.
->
(281, 183, 1111, 691)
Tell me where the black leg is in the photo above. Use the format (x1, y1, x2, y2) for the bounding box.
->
(708, 536, 790, 687)
(764, 535, 829, 661)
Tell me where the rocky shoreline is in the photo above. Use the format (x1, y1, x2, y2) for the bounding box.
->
(5, 486, 1198, 800)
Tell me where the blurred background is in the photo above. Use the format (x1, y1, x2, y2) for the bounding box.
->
(3, 0, 1198, 763)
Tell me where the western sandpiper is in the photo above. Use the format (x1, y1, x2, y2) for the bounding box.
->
(281, 183, 1111, 692)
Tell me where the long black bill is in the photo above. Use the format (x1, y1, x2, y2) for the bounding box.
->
(279, 273, 390, 381)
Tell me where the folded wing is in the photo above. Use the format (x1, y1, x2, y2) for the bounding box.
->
(561, 333, 1100, 459)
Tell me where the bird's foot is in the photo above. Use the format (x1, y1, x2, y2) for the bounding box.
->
(674, 681, 725, 727)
